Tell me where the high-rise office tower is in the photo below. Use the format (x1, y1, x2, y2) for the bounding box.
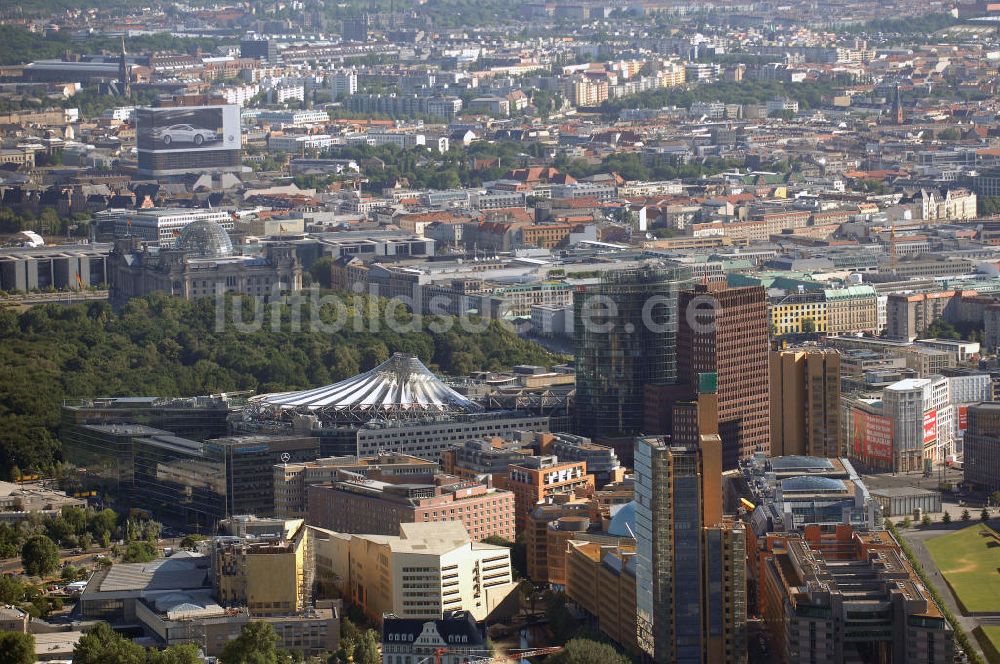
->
(342, 15, 369, 43)
(574, 262, 691, 439)
(634, 381, 747, 663)
(677, 283, 770, 469)
(770, 347, 843, 457)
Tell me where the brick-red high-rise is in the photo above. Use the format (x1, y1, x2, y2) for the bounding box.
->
(678, 283, 770, 469)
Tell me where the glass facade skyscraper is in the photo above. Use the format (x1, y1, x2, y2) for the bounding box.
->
(634, 413, 747, 663)
(573, 261, 691, 439)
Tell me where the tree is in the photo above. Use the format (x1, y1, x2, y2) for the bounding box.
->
(0, 575, 25, 604)
(352, 630, 380, 664)
(981, 508, 990, 522)
(21, 534, 59, 577)
(309, 256, 334, 289)
(900, 517, 912, 529)
(546, 639, 631, 664)
(73, 622, 146, 664)
(942, 511, 952, 524)
(119, 541, 158, 563)
(921, 514, 932, 527)
(179, 534, 207, 550)
(220, 622, 280, 664)
(149, 643, 204, 664)
(0, 630, 34, 664)
(961, 509, 971, 521)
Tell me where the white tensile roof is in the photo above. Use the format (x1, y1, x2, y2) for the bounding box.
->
(253, 353, 480, 416)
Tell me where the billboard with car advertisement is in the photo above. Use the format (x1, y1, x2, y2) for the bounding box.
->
(136, 105, 240, 153)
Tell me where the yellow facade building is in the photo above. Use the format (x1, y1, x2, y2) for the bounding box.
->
(769, 291, 828, 336)
(309, 522, 517, 624)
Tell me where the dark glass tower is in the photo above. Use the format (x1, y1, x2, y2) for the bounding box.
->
(573, 261, 691, 439)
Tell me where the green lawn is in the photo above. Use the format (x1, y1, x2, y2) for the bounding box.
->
(976, 626, 1000, 664)
(926, 523, 1000, 615)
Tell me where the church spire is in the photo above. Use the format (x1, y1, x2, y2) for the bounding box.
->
(118, 36, 131, 97)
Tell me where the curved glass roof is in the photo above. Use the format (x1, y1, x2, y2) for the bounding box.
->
(252, 353, 482, 418)
(607, 501, 636, 538)
(770, 456, 835, 471)
(177, 219, 234, 258)
(780, 475, 845, 493)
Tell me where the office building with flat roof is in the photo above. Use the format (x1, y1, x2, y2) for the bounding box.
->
(678, 284, 771, 468)
(309, 522, 517, 623)
(307, 472, 515, 542)
(274, 453, 437, 519)
(965, 402, 1000, 492)
(770, 347, 843, 458)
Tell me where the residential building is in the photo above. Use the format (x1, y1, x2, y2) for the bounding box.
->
(309, 522, 517, 623)
(769, 290, 827, 336)
(885, 291, 961, 341)
(306, 473, 516, 542)
(760, 526, 953, 663)
(769, 348, 843, 457)
(824, 285, 878, 335)
(381, 612, 485, 664)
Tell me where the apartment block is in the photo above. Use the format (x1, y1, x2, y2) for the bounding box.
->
(761, 526, 953, 664)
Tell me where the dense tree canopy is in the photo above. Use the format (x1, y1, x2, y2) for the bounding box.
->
(0, 293, 556, 479)
(0, 631, 35, 664)
(73, 622, 146, 664)
(546, 638, 632, 664)
(21, 534, 59, 577)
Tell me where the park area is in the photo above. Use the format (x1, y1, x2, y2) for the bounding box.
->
(926, 523, 1000, 615)
(975, 626, 1000, 664)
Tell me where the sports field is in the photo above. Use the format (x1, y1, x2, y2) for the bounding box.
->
(926, 523, 1000, 615)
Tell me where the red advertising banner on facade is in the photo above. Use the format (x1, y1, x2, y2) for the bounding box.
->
(958, 405, 968, 432)
(923, 409, 937, 445)
(852, 409, 894, 467)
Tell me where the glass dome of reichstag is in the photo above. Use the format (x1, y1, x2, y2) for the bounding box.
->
(177, 219, 234, 258)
